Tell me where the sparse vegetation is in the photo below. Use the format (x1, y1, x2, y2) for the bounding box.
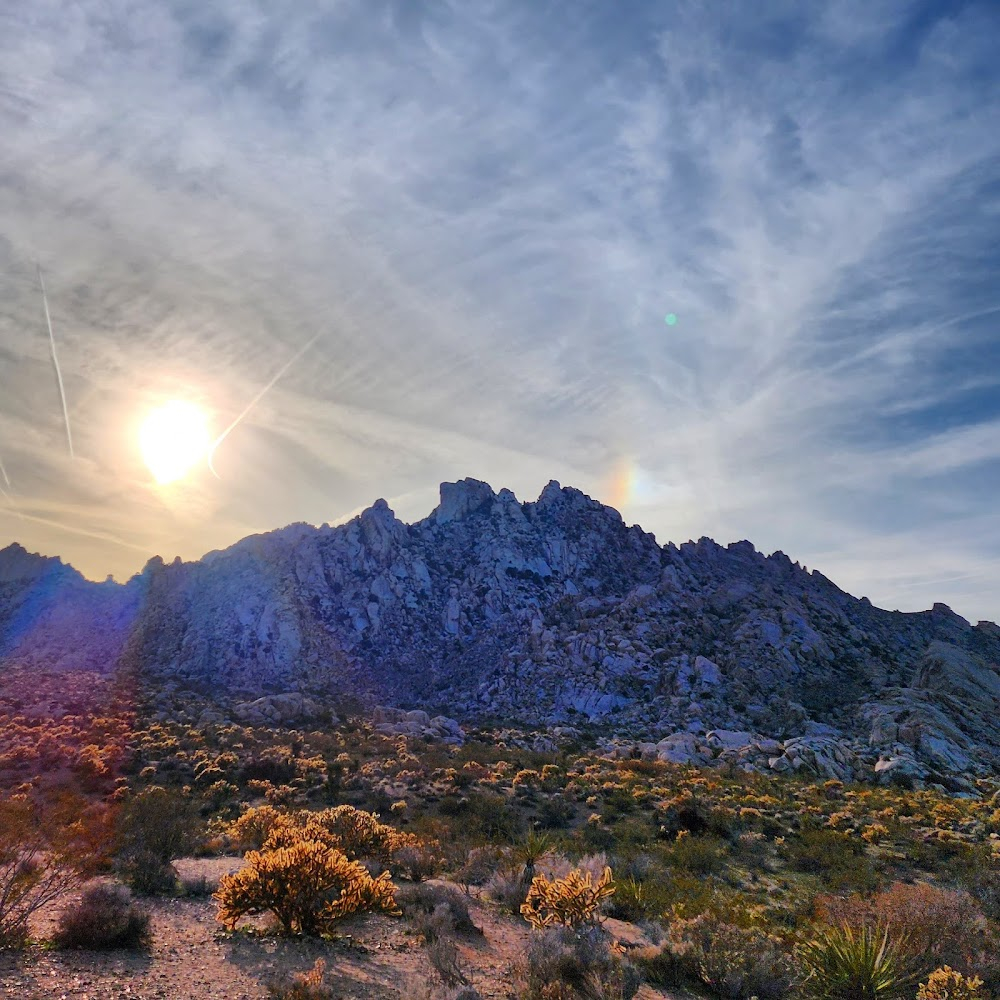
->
(4, 678, 1000, 997)
(267, 959, 337, 1000)
(54, 883, 151, 950)
(0, 793, 102, 948)
(516, 925, 640, 1000)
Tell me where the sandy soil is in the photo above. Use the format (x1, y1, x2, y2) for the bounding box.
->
(0, 860, 683, 1000)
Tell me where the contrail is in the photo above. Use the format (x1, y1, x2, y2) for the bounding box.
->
(207, 331, 322, 478)
(0, 507, 145, 550)
(0, 455, 24, 519)
(37, 263, 74, 458)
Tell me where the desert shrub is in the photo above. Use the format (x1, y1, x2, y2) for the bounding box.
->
(518, 925, 640, 1000)
(177, 873, 218, 898)
(536, 793, 575, 829)
(397, 882, 481, 936)
(733, 830, 772, 869)
(604, 875, 657, 922)
(785, 828, 864, 874)
(486, 864, 533, 914)
(116, 787, 202, 894)
(241, 749, 298, 786)
(632, 943, 686, 990)
(635, 911, 793, 1000)
(267, 959, 336, 1000)
(957, 852, 1000, 921)
(599, 787, 638, 821)
(657, 793, 718, 837)
(0, 794, 97, 948)
(455, 844, 507, 889)
(394, 842, 444, 883)
(815, 882, 989, 978)
(215, 838, 399, 935)
(426, 927, 470, 987)
(520, 866, 615, 930)
(664, 832, 727, 875)
(54, 884, 150, 950)
(916, 967, 983, 1000)
(231, 805, 415, 868)
(459, 792, 523, 841)
(784, 828, 881, 892)
(796, 924, 922, 1000)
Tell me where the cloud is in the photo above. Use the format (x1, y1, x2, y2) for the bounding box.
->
(0, 0, 998, 622)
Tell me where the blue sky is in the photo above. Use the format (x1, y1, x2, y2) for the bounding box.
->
(0, 0, 998, 622)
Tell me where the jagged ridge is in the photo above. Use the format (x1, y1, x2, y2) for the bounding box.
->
(2, 478, 999, 788)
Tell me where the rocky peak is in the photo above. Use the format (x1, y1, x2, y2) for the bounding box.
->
(357, 498, 404, 556)
(432, 479, 497, 524)
(0, 543, 77, 585)
(2, 477, 999, 788)
(533, 480, 613, 518)
(931, 602, 969, 624)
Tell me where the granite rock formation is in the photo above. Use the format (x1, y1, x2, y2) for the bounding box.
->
(2, 478, 998, 789)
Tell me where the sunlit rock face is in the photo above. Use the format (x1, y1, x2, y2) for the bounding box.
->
(2, 480, 1000, 787)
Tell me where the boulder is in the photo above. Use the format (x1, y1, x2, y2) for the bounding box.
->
(233, 693, 326, 725)
(705, 730, 754, 752)
(655, 732, 711, 765)
(874, 754, 928, 788)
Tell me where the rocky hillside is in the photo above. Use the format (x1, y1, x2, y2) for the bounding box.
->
(2, 478, 999, 788)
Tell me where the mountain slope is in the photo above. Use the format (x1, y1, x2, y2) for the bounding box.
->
(2, 479, 999, 785)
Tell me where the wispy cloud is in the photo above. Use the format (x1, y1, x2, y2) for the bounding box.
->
(0, 1, 998, 621)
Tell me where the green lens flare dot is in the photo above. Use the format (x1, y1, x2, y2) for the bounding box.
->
(664, 313, 677, 326)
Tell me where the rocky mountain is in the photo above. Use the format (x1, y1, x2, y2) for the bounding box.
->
(2, 478, 999, 790)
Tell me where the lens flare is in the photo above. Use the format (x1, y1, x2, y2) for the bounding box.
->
(140, 400, 211, 484)
(606, 456, 636, 512)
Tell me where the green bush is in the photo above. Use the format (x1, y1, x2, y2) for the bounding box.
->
(783, 829, 881, 892)
(665, 833, 727, 876)
(116, 787, 202, 894)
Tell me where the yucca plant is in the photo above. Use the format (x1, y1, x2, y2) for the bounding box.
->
(796, 924, 922, 1000)
(513, 830, 555, 872)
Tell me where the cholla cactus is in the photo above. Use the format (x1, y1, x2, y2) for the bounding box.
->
(227, 804, 416, 865)
(917, 967, 983, 1000)
(520, 865, 615, 930)
(215, 838, 399, 935)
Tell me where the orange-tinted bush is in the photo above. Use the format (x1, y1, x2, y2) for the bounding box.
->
(815, 881, 990, 976)
(215, 839, 399, 935)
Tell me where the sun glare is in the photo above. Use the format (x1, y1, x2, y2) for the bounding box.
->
(140, 400, 211, 484)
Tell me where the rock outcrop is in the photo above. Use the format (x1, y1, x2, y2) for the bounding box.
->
(2, 478, 998, 788)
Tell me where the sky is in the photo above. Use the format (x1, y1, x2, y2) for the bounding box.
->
(0, 1, 998, 623)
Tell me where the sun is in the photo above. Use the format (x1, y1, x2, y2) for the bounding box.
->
(140, 400, 211, 484)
